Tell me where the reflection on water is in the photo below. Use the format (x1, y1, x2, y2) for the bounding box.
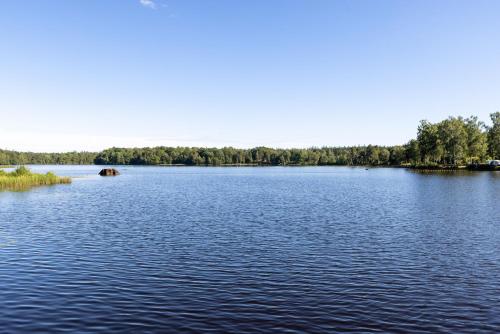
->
(0, 166, 499, 333)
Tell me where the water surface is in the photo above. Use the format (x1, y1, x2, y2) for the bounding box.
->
(1, 166, 499, 333)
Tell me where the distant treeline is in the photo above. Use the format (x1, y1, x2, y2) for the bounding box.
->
(0, 151, 96, 165)
(1, 113, 499, 166)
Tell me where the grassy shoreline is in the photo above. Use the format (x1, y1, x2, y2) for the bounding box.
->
(0, 166, 71, 191)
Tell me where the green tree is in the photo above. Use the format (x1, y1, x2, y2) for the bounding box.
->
(437, 117, 468, 165)
(405, 139, 420, 164)
(417, 120, 443, 164)
(487, 112, 500, 159)
(464, 116, 487, 163)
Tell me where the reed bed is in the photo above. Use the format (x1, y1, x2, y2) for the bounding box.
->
(0, 166, 71, 191)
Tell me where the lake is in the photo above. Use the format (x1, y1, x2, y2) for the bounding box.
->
(1, 166, 499, 333)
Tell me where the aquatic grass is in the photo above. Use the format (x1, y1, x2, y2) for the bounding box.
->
(0, 166, 71, 191)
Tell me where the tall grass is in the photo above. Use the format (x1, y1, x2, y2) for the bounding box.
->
(0, 166, 71, 191)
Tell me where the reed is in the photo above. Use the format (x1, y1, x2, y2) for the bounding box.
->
(0, 166, 71, 191)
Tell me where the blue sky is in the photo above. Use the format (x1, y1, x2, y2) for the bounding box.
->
(1, 0, 499, 152)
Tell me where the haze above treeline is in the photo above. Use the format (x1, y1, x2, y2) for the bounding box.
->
(1, 113, 499, 166)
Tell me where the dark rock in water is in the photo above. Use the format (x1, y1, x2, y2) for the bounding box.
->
(99, 168, 120, 176)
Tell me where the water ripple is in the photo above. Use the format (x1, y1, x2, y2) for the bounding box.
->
(0, 166, 499, 333)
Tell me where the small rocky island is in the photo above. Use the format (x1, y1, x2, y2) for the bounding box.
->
(99, 168, 120, 176)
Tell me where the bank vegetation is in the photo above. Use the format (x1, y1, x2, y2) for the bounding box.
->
(1, 112, 499, 167)
(0, 167, 71, 191)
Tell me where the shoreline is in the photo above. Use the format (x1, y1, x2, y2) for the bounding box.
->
(6, 163, 499, 171)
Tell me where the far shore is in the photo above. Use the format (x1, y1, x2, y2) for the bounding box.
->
(3, 163, 499, 171)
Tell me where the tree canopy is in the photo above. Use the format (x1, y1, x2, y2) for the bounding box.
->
(1, 113, 498, 166)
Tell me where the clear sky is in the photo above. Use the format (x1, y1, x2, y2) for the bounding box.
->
(1, 0, 499, 152)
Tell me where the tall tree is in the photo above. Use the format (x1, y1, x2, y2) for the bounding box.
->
(417, 120, 443, 164)
(405, 139, 420, 164)
(437, 117, 468, 165)
(487, 112, 500, 159)
(464, 116, 488, 163)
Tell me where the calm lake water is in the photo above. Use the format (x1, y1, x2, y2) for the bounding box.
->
(1, 166, 499, 333)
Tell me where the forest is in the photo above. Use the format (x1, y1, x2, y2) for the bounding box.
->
(1, 112, 499, 166)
